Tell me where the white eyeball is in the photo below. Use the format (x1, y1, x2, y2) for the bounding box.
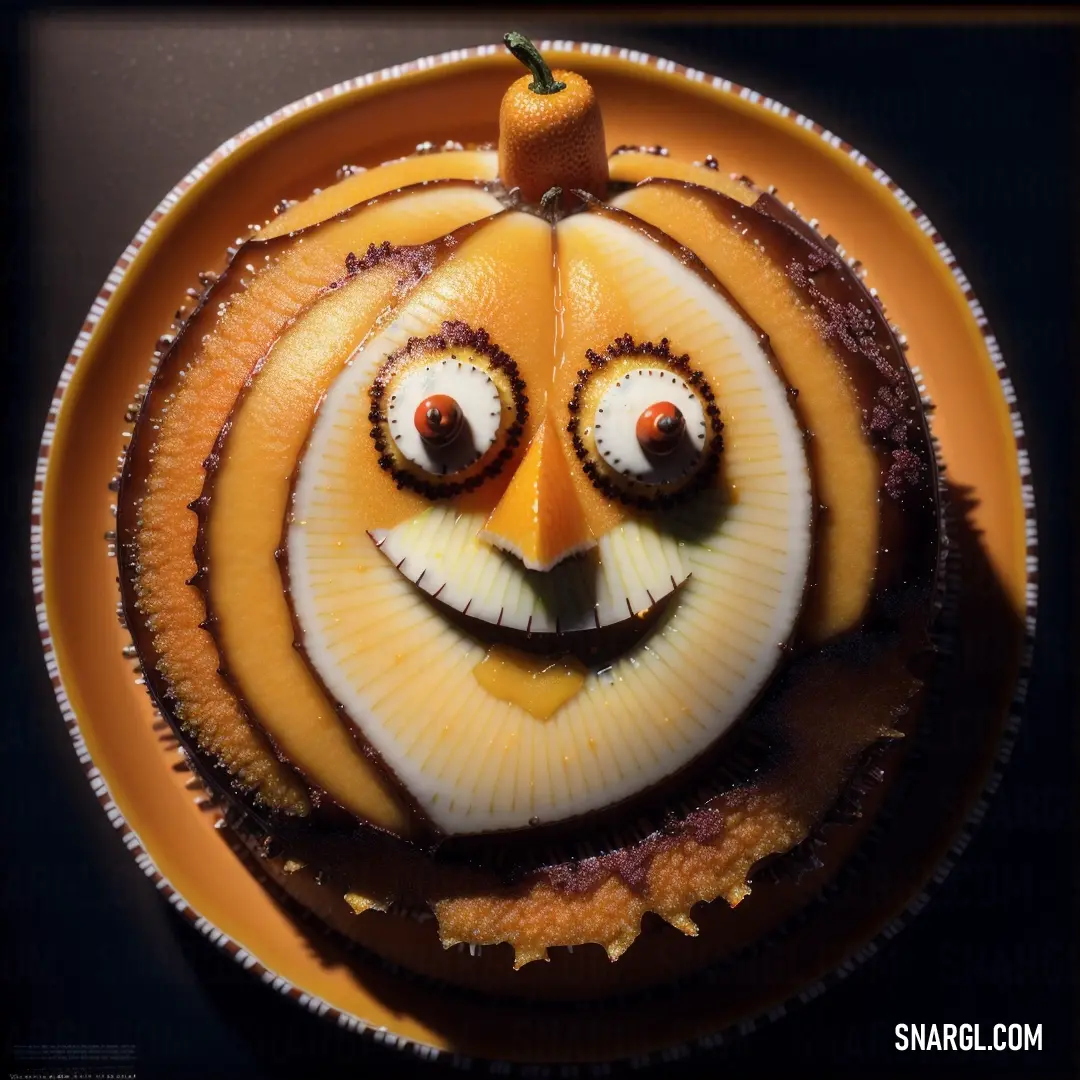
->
(592, 367, 707, 486)
(386, 359, 501, 476)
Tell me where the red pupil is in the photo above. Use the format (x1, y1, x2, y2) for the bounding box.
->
(415, 394, 462, 444)
(636, 401, 684, 454)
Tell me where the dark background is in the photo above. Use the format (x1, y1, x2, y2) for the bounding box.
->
(3, 8, 1077, 1079)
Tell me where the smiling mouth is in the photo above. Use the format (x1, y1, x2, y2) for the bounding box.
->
(368, 503, 690, 645)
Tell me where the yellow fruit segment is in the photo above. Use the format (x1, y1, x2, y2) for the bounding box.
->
(135, 184, 502, 813)
(480, 413, 594, 571)
(473, 647, 588, 722)
(262, 150, 499, 238)
(612, 182, 879, 640)
(607, 150, 757, 205)
(206, 261, 422, 833)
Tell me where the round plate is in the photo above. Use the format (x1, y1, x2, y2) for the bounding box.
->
(32, 42, 1036, 1069)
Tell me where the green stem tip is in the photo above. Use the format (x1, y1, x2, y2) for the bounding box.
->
(504, 32, 566, 95)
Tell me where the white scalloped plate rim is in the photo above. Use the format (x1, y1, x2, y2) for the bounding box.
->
(29, 40, 1038, 1073)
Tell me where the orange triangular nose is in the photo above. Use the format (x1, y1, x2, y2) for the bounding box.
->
(479, 414, 594, 571)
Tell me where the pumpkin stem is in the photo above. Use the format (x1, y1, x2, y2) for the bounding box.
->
(539, 186, 563, 212)
(539, 186, 563, 221)
(504, 32, 566, 95)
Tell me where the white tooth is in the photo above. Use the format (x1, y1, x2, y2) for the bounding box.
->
(641, 518, 686, 585)
(608, 525, 648, 615)
(623, 519, 671, 608)
(433, 511, 477, 599)
(401, 509, 440, 581)
(479, 546, 519, 626)
(445, 512, 491, 610)
(496, 546, 529, 629)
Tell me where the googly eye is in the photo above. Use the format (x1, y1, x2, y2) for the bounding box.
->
(369, 322, 528, 498)
(386, 361, 501, 476)
(566, 336, 723, 507)
(592, 369, 708, 486)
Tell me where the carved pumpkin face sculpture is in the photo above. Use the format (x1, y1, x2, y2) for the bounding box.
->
(122, 34, 936, 968)
(264, 197, 812, 836)
(195, 37, 824, 840)
(200, 190, 813, 838)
